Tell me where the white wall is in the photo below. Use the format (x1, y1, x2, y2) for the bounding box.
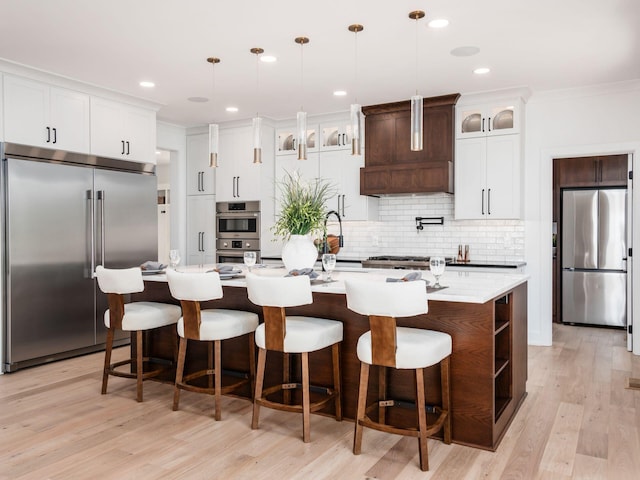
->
(524, 80, 640, 346)
(156, 122, 187, 259)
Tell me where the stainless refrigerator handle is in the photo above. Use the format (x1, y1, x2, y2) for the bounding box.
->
(88, 190, 96, 277)
(98, 190, 105, 266)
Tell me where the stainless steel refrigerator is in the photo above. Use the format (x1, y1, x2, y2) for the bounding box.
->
(2, 143, 158, 371)
(561, 188, 627, 327)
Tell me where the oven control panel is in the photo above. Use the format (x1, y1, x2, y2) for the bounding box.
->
(217, 239, 260, 250)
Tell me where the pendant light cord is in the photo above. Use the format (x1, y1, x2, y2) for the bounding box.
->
(299, 41, 304, 111)
(255, 53, 260, 117)
(354, 30, 359, 103)
(415, 15, 419, 96)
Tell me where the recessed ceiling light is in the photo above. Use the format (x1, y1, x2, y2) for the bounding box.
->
(333, 90, 347, 96)
(139, 81, 155, 88)
(188, 96, 208, 103)
(428, 18, 449, 28)
(226, 106, 239, 112)
(473, 67, 491, 75)
(260, 55, 277, 63)
(450, 46, 480, 57)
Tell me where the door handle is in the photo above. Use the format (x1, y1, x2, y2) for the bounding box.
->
(98, 190, 105, 266)
(487, 188, 491, 215)
(88, 190, 95, 275)
(52, 128, 57, 144)
(481, 189, 485, 215)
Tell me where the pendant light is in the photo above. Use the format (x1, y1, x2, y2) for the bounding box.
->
(295, 36, 309, 161)
(250, 47, 263, 164)
(207, 56, 221, 167)
(409, 10, 424, 152)
(348, 24, 363, 156)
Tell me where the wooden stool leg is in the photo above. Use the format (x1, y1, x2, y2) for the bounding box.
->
(248, 333, 256, 397)
(441, 356, 452, 444)
(415, 367, 429, 471)
(214, 340, 222, 421)
(136, 330, 144, 402)
(208, 341, 214, 390)
(378, 365, 387, 425)
(173, 337, 187, 411)
(252, 347, 267, 430)
(283, 352, 291, 405)
(332, 343, 342, 421)
(353, 362, 369, 455)
(101, 328, 115, 394)
(301, 352, 311, 443)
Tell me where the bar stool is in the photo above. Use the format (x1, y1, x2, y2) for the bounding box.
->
(95, 266, 182, 402)
(166, 269, 259, 420)
(246, 273, 343, 442)
(344, 279, 452, 471)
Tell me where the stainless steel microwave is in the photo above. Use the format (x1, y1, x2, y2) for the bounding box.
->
(216, 201, 260, 239)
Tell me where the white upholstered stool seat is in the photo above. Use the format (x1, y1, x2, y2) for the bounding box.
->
(345, 278, 452, 472)
(95, 266, 182, 403)
(167, 269, 258, 420)
(356, 327, 452, 369)
(246, 273, 343, 443)
(255, 316, 343, 353)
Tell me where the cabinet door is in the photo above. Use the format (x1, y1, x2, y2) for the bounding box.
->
(454, 138, 487, 219)
(216, 129, 237, 201)
(598, 154, 628, 186)
(186, 195, 216, 265)
(186, 134, 214, 195)
(364, 114, 395, 166)
(487, 104, 518, 136)
(49, 87, 90, 153)
(319, 150, 376, 220)
(122, 105, 156, 162)
(557, 156, 598, 186)
(456, 104, 485, 139)
(485, 135, 521, 219)
(90, 97, 125, 158)
(3, 75, 49, 147)
(320, 123, 351, 151)
(217, 127, 262, 201)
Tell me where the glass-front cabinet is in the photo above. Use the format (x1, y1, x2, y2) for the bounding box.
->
(320, 122, 353, 151)
(276, 126, 318, 155)
(456, 100, 522, 139)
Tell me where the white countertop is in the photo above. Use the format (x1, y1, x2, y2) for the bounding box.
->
(144, 265, 529, 305)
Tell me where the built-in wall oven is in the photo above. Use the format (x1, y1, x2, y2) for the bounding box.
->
(216, 201, 260, 264)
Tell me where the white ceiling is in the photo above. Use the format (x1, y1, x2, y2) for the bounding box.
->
(1, 0, 638, 127)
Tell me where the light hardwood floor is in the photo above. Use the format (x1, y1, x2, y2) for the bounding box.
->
(1, 324, 639, 479)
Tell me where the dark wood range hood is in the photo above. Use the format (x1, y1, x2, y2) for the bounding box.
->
(360, 93, 460, 195)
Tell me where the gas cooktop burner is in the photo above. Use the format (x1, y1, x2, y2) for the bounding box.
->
(362, 255, 452, 270)
(367, 255, 431, 262)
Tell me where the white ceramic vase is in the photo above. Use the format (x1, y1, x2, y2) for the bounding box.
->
(281, 234, 318, 271)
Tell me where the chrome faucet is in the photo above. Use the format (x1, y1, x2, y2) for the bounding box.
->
(323, 210, 344, 253)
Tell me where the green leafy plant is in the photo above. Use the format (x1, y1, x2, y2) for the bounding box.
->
(273, 171, 334, 240)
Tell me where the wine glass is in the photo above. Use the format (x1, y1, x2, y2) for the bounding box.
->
(429, 256, 446, 288)
(322, 253, 337, 282)
(169, 249, 181, 269)
(243, 251, 257, 272)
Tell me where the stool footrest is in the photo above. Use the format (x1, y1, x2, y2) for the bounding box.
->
(257, 383, 337, 414)
(177, 369, 249, 396)
(107, 357, 166, 381)
(361, 400, 449, 438)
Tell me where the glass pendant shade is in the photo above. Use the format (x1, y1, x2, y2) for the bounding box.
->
(410, 94, 423, 152)
(208, 123, 219, 167)
(252, 116, 262, 164)
(350, 103, 362, 156)
(296, 110, 307, 160)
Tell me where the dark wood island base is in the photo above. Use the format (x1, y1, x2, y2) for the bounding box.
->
(134, 280, 527, 451)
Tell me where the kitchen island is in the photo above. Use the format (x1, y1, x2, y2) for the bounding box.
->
(139, 268, 528, 451)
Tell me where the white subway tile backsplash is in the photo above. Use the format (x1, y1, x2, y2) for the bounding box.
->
(336, 193, 525, 262)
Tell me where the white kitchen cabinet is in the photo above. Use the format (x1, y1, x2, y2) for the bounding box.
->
(319, 121, 352, 151)
(186, 133, 215, 195)
(275, 125, 318, 156)
(319, 150, 378, 221)
(90, 97, 156, 163)
(3, 74, 90, 153)
(0, 74, 3, 142)
(186, 195, 216, 265)
(455, 134, 521, 220)
(455, 99, 523, 139)
(216, 125, 265, 201)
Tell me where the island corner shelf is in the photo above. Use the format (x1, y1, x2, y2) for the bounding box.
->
(134, 273, 527, 451)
